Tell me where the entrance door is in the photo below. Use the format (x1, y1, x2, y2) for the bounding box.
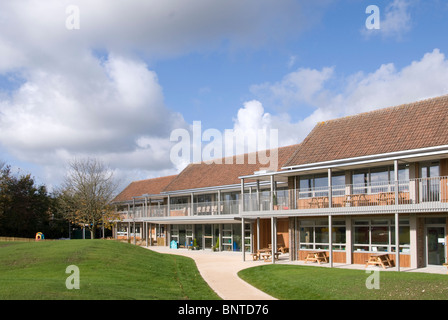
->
(426, 226, 446, 265)
(204, 224, 213, 249)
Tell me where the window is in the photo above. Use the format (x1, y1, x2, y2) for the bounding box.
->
(353, 219, 410, 253)
(352, 165, 409, 194)
(331, 174, 346, 196)
(299, 175, 328, 198)
(299, 219, 346, 251)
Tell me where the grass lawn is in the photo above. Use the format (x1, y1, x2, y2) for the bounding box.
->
(238, 264, 448, 300)
(0, 240, 220, 300)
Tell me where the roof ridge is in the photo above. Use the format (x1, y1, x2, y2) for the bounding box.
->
(130, 174, 178, 184)
(321, 94, 448, 125)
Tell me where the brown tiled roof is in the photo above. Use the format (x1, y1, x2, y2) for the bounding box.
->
(112, 175, 177, 203)
(283, 95, 448, 168)
(163, 144, 299, 192)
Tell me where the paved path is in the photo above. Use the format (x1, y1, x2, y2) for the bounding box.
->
(147, 246, 277, 300)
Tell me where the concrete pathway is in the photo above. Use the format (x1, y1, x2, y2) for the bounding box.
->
(147, 246, 277, 300)
(145, 246, 447, 300)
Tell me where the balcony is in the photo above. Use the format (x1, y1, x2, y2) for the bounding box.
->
(117, 199, 241, 221)
(242, 176, 448, 216)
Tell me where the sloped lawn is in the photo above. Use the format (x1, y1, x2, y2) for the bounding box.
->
(0, 240, 220, 300)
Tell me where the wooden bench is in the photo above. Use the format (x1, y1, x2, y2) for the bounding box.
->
(304, 251, 328, 264)
(261, 252, 281, 262)
(365, 253, 393, 269)
(251, 252, 260, 261)
(278, 246, 289, 254)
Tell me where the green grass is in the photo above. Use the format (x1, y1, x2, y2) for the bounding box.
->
(238, 264, 448, 300)
(0, 240, 220, 300)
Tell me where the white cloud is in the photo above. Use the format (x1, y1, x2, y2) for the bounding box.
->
(0, 0, 308, 72)
(244, 49, 448, 149)
(251, 67, 334, 110)
(0, 53, 187, 186)
(0, 0, 325, 187)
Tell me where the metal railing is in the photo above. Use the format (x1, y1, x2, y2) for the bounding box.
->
(117, 199, 241, 220)
(243, 176, 448, 213)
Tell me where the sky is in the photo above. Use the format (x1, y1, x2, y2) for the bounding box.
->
(1, 0, 448, 192)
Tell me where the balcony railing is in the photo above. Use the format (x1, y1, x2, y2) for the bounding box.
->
(117, 199, 241, 220)
(243, 176, 448, 213)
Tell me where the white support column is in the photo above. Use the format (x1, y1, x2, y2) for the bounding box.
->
(257, 218, 260, 252)
(346, 217, 352, 264)
(219, 224, 222, 252)
(270, 217, 277, 264)
(270, 175, 274, 211)
(241, 178, 245, 213)
(395, 212, 400, 271)
(394, 160, 399, 205)
(191, 193, 194, 216)
(394, 160, 400, 271)
(410, 213, 418, 269)
(329, 214, 333, 268)
(217, 190, 221, 215)
(167, 195, 170, 217)
(256, 180, 261, 211)
(242, 218, 245, 261)
(145, 222, 148, 247)
(328, 168, 333, 267)
(294, 176, 298, 209)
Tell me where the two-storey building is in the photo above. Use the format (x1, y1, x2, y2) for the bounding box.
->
(113, 95, 448, 271)
(241, 95, 448, 269)
(112, 145, 298, 251)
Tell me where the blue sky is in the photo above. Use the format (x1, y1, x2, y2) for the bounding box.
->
(0, 0, 448, 190)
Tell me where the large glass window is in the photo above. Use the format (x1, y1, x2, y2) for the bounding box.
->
(353, 219, 410, 253)
(352, 165, 409, 195)
(331, 174, 346, 196)
(299, 220, 346, 251)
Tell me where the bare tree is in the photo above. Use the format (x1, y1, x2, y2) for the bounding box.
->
(61, 158, 118, 239)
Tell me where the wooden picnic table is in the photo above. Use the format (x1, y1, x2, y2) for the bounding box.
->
(378, 192, 395, 205)
(308, 196, 329, 208)
(365, 253, 393, 269)
(343, 194, 369, 207)
(304, 251, 328, 264)
(261, 252, 281, 262)
(251, 248, 271, 261)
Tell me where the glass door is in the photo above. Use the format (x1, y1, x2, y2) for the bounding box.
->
(420, 163, 440, 202)
(204, 224, 213, 249)
(426, 226, 446, 265)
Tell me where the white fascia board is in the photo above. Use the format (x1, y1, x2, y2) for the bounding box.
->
(280, 145, 448, 172)
(161, 181, 275, 196)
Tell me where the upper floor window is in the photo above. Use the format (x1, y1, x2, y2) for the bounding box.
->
(352, 165, 409, 194)
(299, 173, 345, 198)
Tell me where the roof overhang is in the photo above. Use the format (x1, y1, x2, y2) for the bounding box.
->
(240, 145, 448, 180)
(123, 215, 241, 224)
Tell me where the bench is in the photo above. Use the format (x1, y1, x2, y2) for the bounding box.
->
(365, 253, 393, 269)
(304, 251, 328, 264)
(261, 252, 281, 262)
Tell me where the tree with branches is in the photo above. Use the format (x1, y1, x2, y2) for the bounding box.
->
(60, 158, 119, 239)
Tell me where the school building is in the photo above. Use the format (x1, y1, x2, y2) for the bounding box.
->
(111, 95, 448, 270)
